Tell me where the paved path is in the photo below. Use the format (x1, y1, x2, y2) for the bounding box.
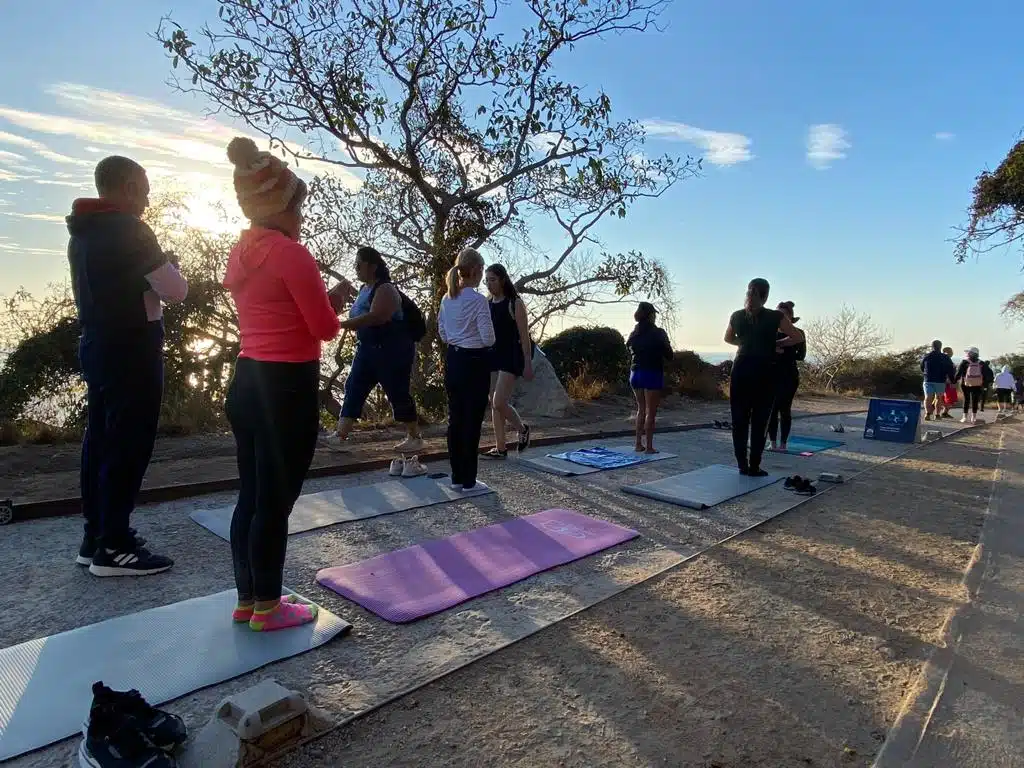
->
(877, 416, 1024, 768)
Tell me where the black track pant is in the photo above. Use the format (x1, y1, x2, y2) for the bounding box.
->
(768, 368, 799, 445)
(226, 358, 319, 602)
(730, 357, 776, 471)
(445, 346, 492, 488)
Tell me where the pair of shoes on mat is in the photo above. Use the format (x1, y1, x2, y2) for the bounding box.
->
(784, 475, 816, 496)
(79, 682, 186, 767)
(389, 456, 427, 478)
(76, 528, 146, 567)
(829, 424, 845, 433)
(713, 420, 732, 430)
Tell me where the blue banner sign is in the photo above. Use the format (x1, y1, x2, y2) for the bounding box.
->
(864, 398, 921, 443)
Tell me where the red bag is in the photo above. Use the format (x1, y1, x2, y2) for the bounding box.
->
(943, 383, 958, 406)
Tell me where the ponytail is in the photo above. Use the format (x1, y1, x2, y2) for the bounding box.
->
(446, 266, 462, 299)
(446, 247, 485, 299)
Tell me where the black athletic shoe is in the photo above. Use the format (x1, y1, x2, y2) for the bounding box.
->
(517, 424, 532, 452)
(80, 687, 177, 768)
(747, 468, 769, 478)
(89, 545, 173, 577)
(76, 529, 146, 566)
(89, 683, 187, 753)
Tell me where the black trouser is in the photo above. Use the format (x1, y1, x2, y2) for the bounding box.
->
(226, 358, 319, 602)
(962, 385, 983, 415)
(445, 346, 491, 487)
(79, 323, 164, 550)
(730, 357, 776, 471)
(768, 367, 799, 445)
(980, 387, 989, 410)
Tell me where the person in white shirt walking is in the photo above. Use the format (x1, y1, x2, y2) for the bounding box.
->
(994, 364, 1016, 413)
(438, 247, 496, 490)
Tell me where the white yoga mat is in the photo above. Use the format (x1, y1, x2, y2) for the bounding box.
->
(622, 464, 782, 510)
(192, 477, 494, 540)
(0, 589, 349, 761)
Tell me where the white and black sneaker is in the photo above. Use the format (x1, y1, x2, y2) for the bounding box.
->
(89, 546, 173, 577)
(76, 529, 146, 567)
(79, 685, 178, 767)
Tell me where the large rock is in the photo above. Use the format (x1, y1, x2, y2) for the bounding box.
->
(510, 347, 571, 418)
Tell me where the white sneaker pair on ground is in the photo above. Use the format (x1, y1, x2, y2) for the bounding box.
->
(390, 456, 427, 478)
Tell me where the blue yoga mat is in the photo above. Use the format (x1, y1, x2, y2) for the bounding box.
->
(775, 436, 844, 455)
(548, 447, 649, 470)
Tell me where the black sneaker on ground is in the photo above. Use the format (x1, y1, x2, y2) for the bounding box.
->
(88, 546, 173, 577)
(89, 682, 187, 753)
(80, 687, 178, 768)
(76, 529, 147, 566)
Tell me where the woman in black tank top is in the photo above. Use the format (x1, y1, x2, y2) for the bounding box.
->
(482, 264, 534, 458)
(724, 278, 804, 475)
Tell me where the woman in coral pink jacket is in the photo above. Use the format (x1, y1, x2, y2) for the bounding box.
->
(222, 137, 350, 632)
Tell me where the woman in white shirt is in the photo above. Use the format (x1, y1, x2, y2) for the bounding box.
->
(438, 247, 496, 490)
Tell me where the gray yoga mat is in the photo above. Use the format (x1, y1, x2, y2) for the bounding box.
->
(192, 476, 494, 541)
(521, 446, 677, 477)
(622, 463, 782, 510)
(0, 589, 349, 761)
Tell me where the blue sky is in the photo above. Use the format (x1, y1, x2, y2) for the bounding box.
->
(1, 0, 1022, 359)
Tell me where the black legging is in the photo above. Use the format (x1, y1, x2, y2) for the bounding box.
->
(730, 357, 776, 471)
(226, 358, 319, 602)
(768, 367, 799, 445)
(962, 385, 983, 415)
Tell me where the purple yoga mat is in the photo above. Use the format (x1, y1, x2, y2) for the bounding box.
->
(315, 509, 639, 623)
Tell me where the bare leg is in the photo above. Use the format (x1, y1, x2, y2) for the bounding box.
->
(336, 416, 355, 439)
(644, 389, 661, 453)
(633, 388, 646, 452)
(489, 373, 506, 452)
(491, 372, 522, 452)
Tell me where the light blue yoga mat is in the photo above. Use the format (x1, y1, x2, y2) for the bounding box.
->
(623, 464, 782, 510)
(774, 436, 844, 455)
(523, 445, 676, 476)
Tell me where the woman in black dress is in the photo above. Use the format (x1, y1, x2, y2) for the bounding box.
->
(767, 301, 806, 452)
(724, 279, 804, 475)
(482, 263, 533, 458)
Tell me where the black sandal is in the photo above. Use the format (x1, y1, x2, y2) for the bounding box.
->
(481, 448, 508, 460)
(517, 424, 532, 452)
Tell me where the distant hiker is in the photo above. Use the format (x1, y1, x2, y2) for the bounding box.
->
(980, 360, 995, 412)
(921, 339, 956, 422)
(482, 263, 533, 459)
(332, 246, 425, 463)
(439, 247, 496, 490)
(994, 364, 1015, 413)
(768, 301, 806, 452)
(955, 347, 986, 424)
(626, 302, 673, 454)
(68, 155, 188, 577)
(223, 137, 347, 631)
(724, 278, 804, 475)
(940, 346, 958, 418)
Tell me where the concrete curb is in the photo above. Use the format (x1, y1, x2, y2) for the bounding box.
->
(869, 423, 1008, 767)
(5, 409, 867, 524)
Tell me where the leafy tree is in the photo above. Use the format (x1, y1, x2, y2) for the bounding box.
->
(955, 138, 1024, 264)
(158, 0, 699, 374)
(805, 304, 892, 390)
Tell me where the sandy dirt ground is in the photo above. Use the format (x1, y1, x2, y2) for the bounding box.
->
(0, 395, 863, 503)
(274, 425, 999, 768)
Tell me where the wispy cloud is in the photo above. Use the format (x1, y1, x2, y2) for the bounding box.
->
(0, 242, 65, 255)
(0, 211, 64, 222)
(806, 124, 850, 170)
(934, 131, 955, 141)
(0, 82, 361, 195)
(641, 120, 753, 166)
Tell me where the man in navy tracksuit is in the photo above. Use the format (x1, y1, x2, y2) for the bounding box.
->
(68, 156, 188, 577)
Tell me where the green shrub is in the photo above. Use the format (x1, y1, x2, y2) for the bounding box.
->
(541, 326, 629, 391)
(665, 351, 722, 400)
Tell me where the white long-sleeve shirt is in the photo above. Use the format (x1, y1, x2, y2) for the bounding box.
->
(143, 261, 189, 321)
(438, 287, 495, 349)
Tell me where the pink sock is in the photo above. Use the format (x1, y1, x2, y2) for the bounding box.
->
(249, 598, 318, 632)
